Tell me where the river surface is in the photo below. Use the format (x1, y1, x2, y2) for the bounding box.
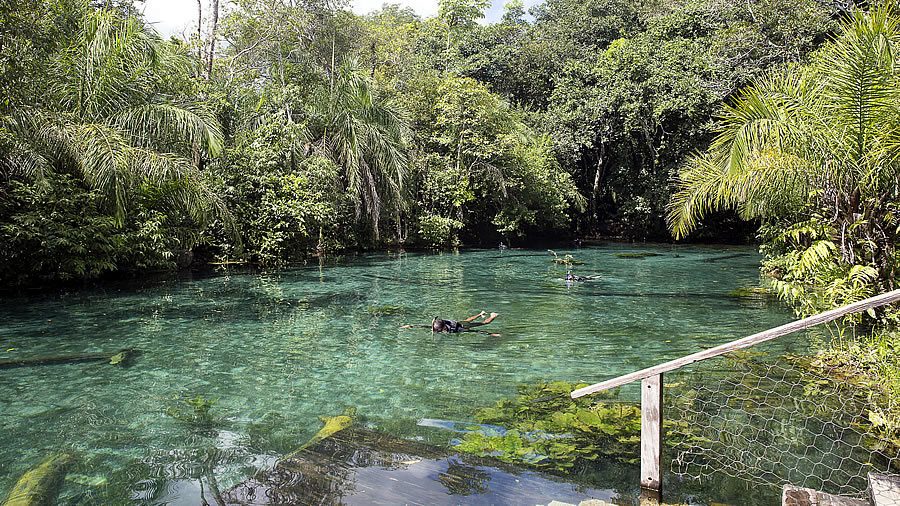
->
(0, 243, 803, 504)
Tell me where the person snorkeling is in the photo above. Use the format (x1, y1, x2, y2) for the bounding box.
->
(565, 272, 602, 282)
(401, 311, 501, 336)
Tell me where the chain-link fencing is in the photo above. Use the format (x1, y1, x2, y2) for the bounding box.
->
(664, 337, 899, 500)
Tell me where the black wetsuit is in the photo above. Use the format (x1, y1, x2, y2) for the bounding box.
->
(566, 273, 599, 282)
(433, 318, 492, 333)
(434, 318, 466, 333)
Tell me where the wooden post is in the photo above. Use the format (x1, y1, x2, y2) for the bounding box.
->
(641, 373, 663, 502)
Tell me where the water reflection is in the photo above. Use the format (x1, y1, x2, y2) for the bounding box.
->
(223, 427, 619, 505)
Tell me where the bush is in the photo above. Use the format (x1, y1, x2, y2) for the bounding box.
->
(417, 214, 463, 248)
(0, 174, 180, 287)
(207, 119, 355, 264)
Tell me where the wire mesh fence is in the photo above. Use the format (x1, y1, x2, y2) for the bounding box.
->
(664, 339, 900, 499)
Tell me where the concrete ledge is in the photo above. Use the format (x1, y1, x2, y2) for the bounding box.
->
(868, 472, 900, 506)
(782, 485, 868, 506)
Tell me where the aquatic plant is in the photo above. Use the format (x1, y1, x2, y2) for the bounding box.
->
(727, 287, 775, 298)
(453, 381, 640, 472)
(282, 412, 355, 459)
(548, 250, 583, 265)
(786, 337, 900, 454)
(1, 453, 78, 505)
(247, 412, 311, 454)
(166, 395, 219, 428)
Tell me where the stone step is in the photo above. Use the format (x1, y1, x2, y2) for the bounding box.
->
(782, 485, 868, 506)
(869, 472, 900, 506)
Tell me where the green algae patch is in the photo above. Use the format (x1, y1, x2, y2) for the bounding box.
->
(551, 258, 584, 265)
(108, 351, 128, 365)
(784, 350, 900, 453)
(548, 251, 583, 265)
(279, 408, 358, 469)
(166, 395, 219, 428)
(306, 414, 354, 447)
(728, 287, 776, 298)
(453, 381, 640, 472)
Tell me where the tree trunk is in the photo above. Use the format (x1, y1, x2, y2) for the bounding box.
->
(207, 0, 219, 79)
(196, 0, 203, 66)
(591, 143, 607, 228)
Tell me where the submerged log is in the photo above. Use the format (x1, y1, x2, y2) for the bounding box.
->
(0, 348, 135, 369)
(277, 415, 353, 469)
(1, 453, 77, 506)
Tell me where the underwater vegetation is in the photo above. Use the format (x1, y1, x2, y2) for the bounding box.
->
(728, 287, 776, 298)
(1, 453, 77, 505)
(165, 395, 219, 429)
(247, 412, 314, 455)
(453, 381, 640, 472)
(279, 408, 357, 464)
(548, 250, 583, 265)
(785, 352, 900, 454)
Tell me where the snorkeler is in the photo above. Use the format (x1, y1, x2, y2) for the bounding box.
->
(565, 273, 602, 282)
(401, 311, 501, 336)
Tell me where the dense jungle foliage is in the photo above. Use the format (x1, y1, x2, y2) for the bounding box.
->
(2, 0, 899, 468)
(1, 1, 898, 401)
(1, 0, 843, 283)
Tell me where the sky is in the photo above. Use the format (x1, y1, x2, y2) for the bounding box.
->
(142, 0, 541, 39)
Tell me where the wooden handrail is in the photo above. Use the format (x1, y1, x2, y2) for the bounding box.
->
(572, 289, 900, 398)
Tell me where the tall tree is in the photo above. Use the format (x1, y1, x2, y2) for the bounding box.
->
(438, 0, 489, 71)
(668, 4, 900, 291)
(308, 57, 408, 239)
(196, 0, 203, 64)
(0, 0, 74, 115)
(0, 3, 226, 227)
(207, 0, 219, 78)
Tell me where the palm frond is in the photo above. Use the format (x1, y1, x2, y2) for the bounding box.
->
(820, 3, 900, 167)
(668, 147, 811, 239)
(667, 153, 731, 239)
(124, 147, 236, 237)
(799, 239, 837, 276)
(710, 69, 811, 175)
(110, 103, 224, 157)
(0, 109, 61, 185)
(66, 122, 133, 224)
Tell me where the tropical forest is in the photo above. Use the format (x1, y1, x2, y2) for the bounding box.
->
(0, 0, 899, 504)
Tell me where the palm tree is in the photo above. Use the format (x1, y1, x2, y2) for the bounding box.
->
(0, 3, 227, 229)
(308, 57, 408, 240)
(667, 4, 900, 289)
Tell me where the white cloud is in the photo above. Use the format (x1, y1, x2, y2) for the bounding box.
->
(142, 0, 200, 39)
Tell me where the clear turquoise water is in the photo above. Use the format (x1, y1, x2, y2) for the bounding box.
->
(0, 243, 799, 504)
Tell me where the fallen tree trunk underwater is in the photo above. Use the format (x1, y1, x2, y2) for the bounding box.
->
(0, 348, 136, 369)
(1, 453, 77, 506)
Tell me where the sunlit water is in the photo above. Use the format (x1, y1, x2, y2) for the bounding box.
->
(0, 243, 806, 504)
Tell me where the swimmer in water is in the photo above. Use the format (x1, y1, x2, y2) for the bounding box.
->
(565, 273, 602, 282)
(401, 311, 501, 336)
